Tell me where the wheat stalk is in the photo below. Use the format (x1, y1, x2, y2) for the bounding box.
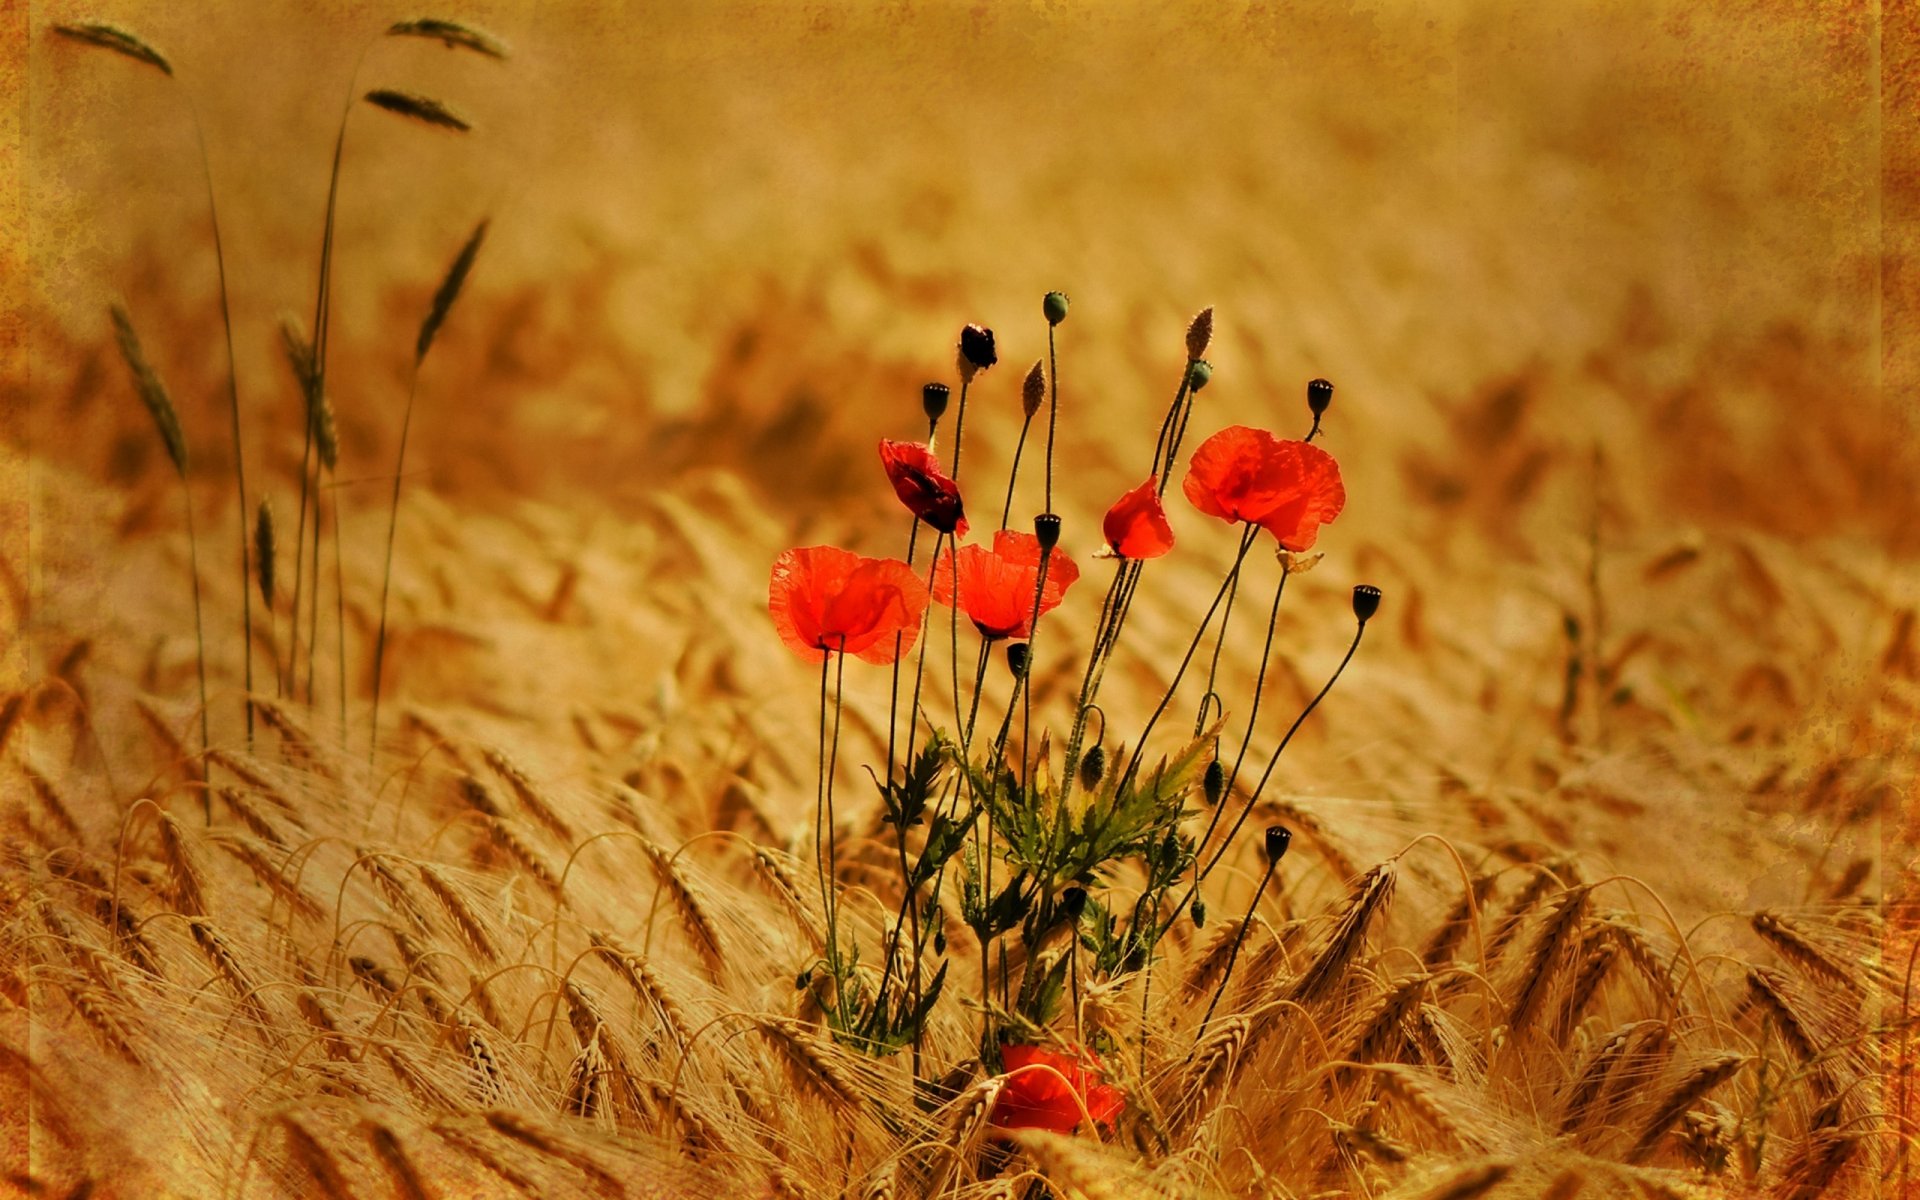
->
(370, 219, 489, 764)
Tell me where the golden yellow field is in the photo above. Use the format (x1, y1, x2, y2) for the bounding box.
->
(3, 2, 1915, 1197)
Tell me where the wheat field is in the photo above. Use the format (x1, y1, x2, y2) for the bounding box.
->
(2, 2, 1915, 1197)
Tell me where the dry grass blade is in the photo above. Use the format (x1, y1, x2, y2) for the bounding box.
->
(53, 23, 172, 75)
(418, 219, 489, 363)
(389, 17, 509, 58)
(365, 89, 471, 133)
(109, 303, 185, 474)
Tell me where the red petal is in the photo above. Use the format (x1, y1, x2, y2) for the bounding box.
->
(879, 439, 969, 537)
(1102, 476, 1175, 559)
(770, 547, 929, 665)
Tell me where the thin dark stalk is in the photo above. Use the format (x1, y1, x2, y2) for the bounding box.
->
(948, 380, 971, 478)
(1192, 853, 1279, 1048)
(1194, 621, 1367, 891)
(1148, 368, 1194, 485)
(1185, 567, 1290, 873)
(187, 100, 252, 745)
(304, 487, 323, 704)
(883, 519, 923, 791)
(331, 482, 347, 741)
(1195, 555, 1244, 735)
(181, 480, 210, 815)
(1044, 326, 1059, 512)
(999, 414, 1035, 532)
(368, 367, 422, 762)
(1117, 524, 1260, 792)
(825, 645, 848, 1014)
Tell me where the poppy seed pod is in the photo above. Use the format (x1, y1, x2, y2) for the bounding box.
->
(1186, 306, 1213, 359)
(1044, 291, 1069, 326)
(1022, 360, 1046, 419)
(1078, 745, 1106, 791)
(1033, 512, 1062, 553)
(1203, 759, 1225, 806)
(1006, 642, 1030, 679)
(1307, 378, 1333, 417)
(923, 381, 951, 424)
(1264, 825, 1292, 864)
(1352, 584, 1382, 624)
(1190, 897, 1207, 928)
(1187, 359, 1212, 391)
(958, 324, 997, 379)
(1061, 886, 1088, 920)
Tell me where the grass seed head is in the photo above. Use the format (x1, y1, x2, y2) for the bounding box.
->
(388, 17, 509, 58)
(365, 88, 472, 132)
(54, 23, 172, 75)
(109, 304, 186, 475)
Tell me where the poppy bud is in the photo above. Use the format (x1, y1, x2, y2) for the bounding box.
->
(958, 324, 997, 379)
(1006, 642, 1030, 679)
(1307, 377, 1333, 418)
(1264, 825, 1292, 864)
(1061, 886, 1088, 920)
(1186, 306, 1213, 360)
(1351, 584, 1382, 625)
(923, 381, 951, 424)
(1044, 291, 1069, 326)
(1078, 745, 1106, 791)
(933, 927, 946, 954)
(795, 966, 813, 990)
(1187, 359, 1212, 391)
(1033, 512, 1062, 553)
(1190, 897, 1206, 927)
(1203, 759, 1225, 806)
(1022, 360, 1046, 419)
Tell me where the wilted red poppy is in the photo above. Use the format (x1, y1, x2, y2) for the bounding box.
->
(933, 530, 1080, 640)
(769, 546, 929, 665)
(990, 1043, 1125, 1133)
(879, 439, 969, 537)
(1101, 476, 1175, 560)
(1182, 426, 1346, 550)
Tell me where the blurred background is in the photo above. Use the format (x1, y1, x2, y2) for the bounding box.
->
(6, 0, 1913, 940)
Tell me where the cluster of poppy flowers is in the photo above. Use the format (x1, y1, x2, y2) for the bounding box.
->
(767, 313, 1351, 1135)
(770, 429, 1345, 661)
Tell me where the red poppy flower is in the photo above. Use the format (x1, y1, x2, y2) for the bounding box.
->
(1101, 476, 1175, 560)
(990, 1043, 1125, 1133)
(933, 530, 1080, 640)
(769, 546, 929, 665)
(1182, 426, 1346, 550)
(879, 440, 968, 538)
